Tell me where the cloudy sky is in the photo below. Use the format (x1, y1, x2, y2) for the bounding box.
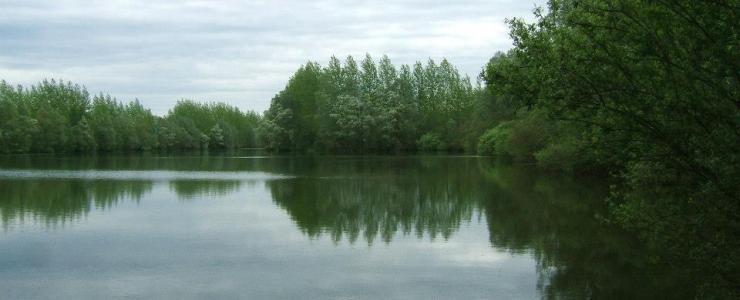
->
(0, 0, 544, 115)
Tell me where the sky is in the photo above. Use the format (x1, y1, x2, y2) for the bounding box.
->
(0, 0, 545, 115)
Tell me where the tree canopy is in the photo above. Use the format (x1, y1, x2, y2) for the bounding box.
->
(480, 0, 738, 296)
(259, 54, 485, 153)
(0, 80, 261, 153)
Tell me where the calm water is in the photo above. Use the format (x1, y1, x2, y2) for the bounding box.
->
(0, 154, 691, 299)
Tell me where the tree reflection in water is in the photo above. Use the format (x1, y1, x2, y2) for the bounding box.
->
(0, 179, 152, 228)
(169, 180, 242, 200)
(0, 155, 695, 298)
(268, 157, 694, 298)
(479, 164, 693, 299)
(267, 157, 484, 245)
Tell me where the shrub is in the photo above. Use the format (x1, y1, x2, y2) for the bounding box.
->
(477, 121, 512, 156)
(417, 132, 446, 151)
(535, 141, 579, 172)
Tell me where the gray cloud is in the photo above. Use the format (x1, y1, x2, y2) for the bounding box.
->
(0, 0, 545, 115)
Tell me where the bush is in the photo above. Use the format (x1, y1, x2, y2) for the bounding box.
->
(417, 132, 446, 151)
(535, 141, 579, 172)
(477, 121, 512, 156)
(477, 110, 551, 160)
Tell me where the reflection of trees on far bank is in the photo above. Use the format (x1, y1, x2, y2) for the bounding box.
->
(268, 157, 486, 245)
(0, 179, 152, 229)
(0, 154, 698, 297)
(269, 177, 477, 245)
(0, 178, 247, 228)
(169, 180, 242, 200)
(268, 157, 695, 298)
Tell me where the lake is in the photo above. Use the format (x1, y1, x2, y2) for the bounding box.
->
(0, 153, 692, 299)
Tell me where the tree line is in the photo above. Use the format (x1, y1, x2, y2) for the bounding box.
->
(0, 79, 260, 153)
(259, 54, 493, 152)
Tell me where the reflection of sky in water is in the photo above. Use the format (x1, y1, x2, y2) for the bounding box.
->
(0, 181, 537, 299)
(1, 156, 687, 299)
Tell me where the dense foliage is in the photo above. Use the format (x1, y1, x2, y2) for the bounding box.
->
(0, 79, 260, 153)
(480, 0, 739, 296)
(260, 55, 496, 152)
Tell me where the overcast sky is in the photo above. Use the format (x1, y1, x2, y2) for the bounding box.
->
(0, 0, 545, 115)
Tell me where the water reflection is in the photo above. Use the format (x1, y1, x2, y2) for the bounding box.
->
(0, 179, 152, 228)
(267, 157, 484, 244)
(169, 180, 243, 200)
(0, 154, 693, 298)
(478, 164, 692, 298)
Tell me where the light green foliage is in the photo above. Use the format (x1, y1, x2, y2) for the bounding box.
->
(88, 94, 121, 150)
(261, 54, 478, 153)
(477, 122, 511, 156)
(125, 100, 156, 150)
(0, 80, 260, 153)
(328, 95, 366, 150)
(476, 110, 551, 161)
(258, 103, 292, 150)
(165, 100, 259, 150)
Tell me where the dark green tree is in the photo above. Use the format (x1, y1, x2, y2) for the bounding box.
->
(481, 1, 739, 295)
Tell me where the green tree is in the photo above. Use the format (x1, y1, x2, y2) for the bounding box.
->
(68, 117, 96, 152)
(261, 55, 478, 153)
(483, 1, 739, 295)
(209, 124, 225, 149)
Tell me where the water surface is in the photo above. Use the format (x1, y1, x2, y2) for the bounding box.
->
(0, 154, 690, 299)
